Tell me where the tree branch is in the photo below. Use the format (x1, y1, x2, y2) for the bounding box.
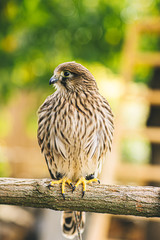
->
(0, 178, 159, 218)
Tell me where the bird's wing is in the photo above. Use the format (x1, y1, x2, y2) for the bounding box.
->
(83, 98, 114, 173)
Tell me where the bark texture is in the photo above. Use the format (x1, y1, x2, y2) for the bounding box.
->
(0, 178, 159, 218)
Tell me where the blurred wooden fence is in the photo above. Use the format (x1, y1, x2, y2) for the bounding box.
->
(0, 17, 160, 240)
(86, 17, 160, 240)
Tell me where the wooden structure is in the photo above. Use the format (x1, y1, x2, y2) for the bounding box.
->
(0, 17, 160, 240)
(86, 18, 160, 240)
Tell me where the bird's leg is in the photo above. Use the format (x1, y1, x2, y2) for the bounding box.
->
(48, 177, 73, 200)
(73, 175, 100, 197)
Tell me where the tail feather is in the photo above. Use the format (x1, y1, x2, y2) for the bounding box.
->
(61, 211, 85, 239)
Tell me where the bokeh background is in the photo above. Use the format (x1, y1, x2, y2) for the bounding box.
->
(0, 0, 160, 240)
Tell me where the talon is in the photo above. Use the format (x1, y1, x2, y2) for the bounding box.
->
(82, 191, 85, 198)
(72, 186, 76, 192)
(73, 177, 100, 197)
(98, 179, 100, 184)
(70, 182, 73, 188)
(62, 193, 65, 200)
(48, 178, 73, 199)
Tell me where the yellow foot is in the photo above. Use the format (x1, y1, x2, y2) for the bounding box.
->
(73, 177, 100, 197)
(48, 178, 73, 200)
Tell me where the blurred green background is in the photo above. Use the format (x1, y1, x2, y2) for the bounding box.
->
(0, 0, 160, 103)
(0, 1, 160, 240)
(0, 0, 160, 170)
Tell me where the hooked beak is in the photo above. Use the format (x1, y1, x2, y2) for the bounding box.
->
(49, 75, 59, 85)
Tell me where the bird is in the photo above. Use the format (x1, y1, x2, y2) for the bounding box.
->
(37, 61, 114, 239)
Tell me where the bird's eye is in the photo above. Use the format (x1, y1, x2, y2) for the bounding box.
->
(63, 71, 71, 77)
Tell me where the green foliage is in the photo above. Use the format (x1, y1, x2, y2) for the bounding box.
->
(121, 138, 150, 164)
(0, 148, 11, 177)
(134, 66, 153, 84)
(0, 0, 159, 103)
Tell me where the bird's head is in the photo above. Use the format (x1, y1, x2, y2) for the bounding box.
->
(49, 62, 98, 92)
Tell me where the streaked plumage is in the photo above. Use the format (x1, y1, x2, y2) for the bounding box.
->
(37, 62, 114, 239)
(62, 211, 85, 239)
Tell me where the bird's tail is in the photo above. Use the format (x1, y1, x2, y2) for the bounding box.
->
(61, 211, 85, 239)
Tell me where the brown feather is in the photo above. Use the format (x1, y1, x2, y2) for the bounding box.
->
(37, 61, 114, 239)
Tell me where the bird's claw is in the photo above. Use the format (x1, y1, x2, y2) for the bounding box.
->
(48, 178, 73, 199)
(73, 177, 100, 197)
(82, 191, 85, 198)
(62, 193, 65, 200)
(72, 186, 76, 192)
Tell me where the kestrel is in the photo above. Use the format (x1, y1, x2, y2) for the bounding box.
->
(37, 62, 114, 239)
